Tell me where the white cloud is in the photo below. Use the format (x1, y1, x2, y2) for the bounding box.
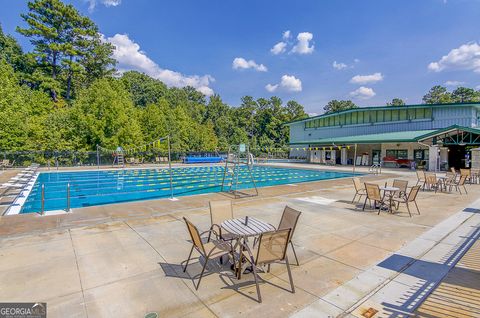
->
(106, 33, 214, 96)
(354, 58, 360, 63)
(232, 57, 267, 72)
(291, 32, 314, 54)
(350, 86, 376, 99)
(476, 85, 480, 90)
(271, 42, 287, 55)
(308, 112, 318, 117)
(266, 75, 303, 93)
(333, 61, 348, 70)
(350, 72, 384, 84)
(444, 80, 465, 86)
(87, 0, 121, 12)
(428, 42, 480, 73)
(265, 84, 279, 92)
(283, 30, 291, 40)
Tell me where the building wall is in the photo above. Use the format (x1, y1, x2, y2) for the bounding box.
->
(289, 105, 476, 144)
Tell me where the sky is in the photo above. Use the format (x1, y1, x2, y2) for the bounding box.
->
(1, 0, 480, 114)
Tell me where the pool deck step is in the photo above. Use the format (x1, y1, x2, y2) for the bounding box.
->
(290, 198, 480, 318)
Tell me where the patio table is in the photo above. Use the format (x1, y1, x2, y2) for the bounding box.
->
(221, 217, 275, 277)
(380, 186, 400, 213)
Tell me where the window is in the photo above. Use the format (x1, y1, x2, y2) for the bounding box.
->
(339, 114, 345, 126)
(351, 112, 358, 124)
(386, 149, 408, 159)
(335, 115, 340, 126)
(415, 108, 424, 119)
(391, 110, 399, 121)
(376, 110, 384, 122)
(399, 109, 407, 121)
(385, 110, 392, 121)
(425, 108, 432, 118)
(358, 111, 364, 124)
(345, 113, 352, 125)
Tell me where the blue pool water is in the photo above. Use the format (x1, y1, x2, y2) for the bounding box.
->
(20, 166, 358, 213)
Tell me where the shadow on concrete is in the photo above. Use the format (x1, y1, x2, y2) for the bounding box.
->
(376, 226, 480, 317)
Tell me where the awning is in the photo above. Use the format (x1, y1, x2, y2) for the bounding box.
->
(289, 125, 480, 146)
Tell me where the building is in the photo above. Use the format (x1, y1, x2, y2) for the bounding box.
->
(285, 102, 480, 171)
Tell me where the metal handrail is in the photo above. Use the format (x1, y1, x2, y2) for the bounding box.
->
(41, 184, 45, 215)
(66, 183, 71, 212)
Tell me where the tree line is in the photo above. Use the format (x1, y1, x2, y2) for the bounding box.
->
(323, 86, 480, 114)
(0, 0, 307, 154)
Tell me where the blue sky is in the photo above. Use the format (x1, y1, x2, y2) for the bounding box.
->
(1, 0, 480, 114)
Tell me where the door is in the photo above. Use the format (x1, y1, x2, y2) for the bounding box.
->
(372, 150, 381, 164)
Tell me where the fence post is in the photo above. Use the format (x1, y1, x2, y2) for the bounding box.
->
(66, 183, 71, 212)
(96, 144, 100, 169)
(168, 135, 174, 199)
(41, 184, 45, 215)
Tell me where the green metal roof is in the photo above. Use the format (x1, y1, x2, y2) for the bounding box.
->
(284, 102, 480, 126)
(290, 130, 437, 145)
(289, 125, 480, 145)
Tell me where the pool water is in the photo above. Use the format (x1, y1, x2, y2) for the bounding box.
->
(20, 166, 358, 213)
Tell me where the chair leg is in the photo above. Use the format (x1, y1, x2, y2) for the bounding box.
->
(251, 262, 262, 303)
(352, 193, 357, 203)
(406, 202, 412, 218)
(183, 245, 194, 272)
(463, 185, 468, 194)
(290, 241, 299, 266)
(414, 201, 420, 215)
(362, 197, 368, 211)
(195, 256, 209, 290)
(285, 256, 295, 294)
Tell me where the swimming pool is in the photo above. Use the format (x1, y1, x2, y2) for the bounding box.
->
(20, 166, 359, 213)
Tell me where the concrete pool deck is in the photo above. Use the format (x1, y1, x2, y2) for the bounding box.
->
(0, 164, 479, 317)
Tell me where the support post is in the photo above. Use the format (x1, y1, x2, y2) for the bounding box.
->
(66, 183, 71, 212)
(167, 135, 174, 199)
(96, 144, 100, 169)
(41, 184, 45, 215)
(353, 144, 358, 175)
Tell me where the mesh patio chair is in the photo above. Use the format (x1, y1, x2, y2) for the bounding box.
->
(425, 173, 440, 192)
(392, 185, 421, 217)
(208, 200, 236, 242)
(415, 170, 426, 189)
(392, 179, 408, 198)
(238, 228, 294, 303)
(363, 183, 386, 213)
(352, 177, 367, 203)
(277, 206, 302, 266)
(460, 169, 472, 184)
(182, 217, 233, 290)
(449, 175, 468, 195)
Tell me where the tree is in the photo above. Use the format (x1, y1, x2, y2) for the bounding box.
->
(71, 78, 143, 149)
(121, 71, 167, 107)
(323, 100, 357, 114)
(451, 87, 480, 103)
(17, 0, 115, 101)
(387, 98, 405, 106)
(0, 24, 26, 73)
(422, 85, 452, 104)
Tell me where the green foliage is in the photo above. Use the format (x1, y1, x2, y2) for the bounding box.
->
(387, 98, 405, 106)
(451, 87, 480, 103)
(422, 85, 452, 104)
(323, 100, 357, 113)
(17, 0, 115, 101)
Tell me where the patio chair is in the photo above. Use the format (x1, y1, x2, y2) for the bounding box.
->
(415, 170, 426, 189)
(471, 168, 480, 184)
(363, 183, 386, 213)
(182, 217, 232, 290)
(450, 167, 456, 174)
(392, 185, 421, 217)
(208, 200, 235, 242)
(238, 228, 294, 303)
(277, 206, 302, 266)
(425, 174, 440, 192)
(352, 177, 366, 203)
(460, 169, 472, 184)
(392, 179, 408, 198)
(448, 175, 468, 194)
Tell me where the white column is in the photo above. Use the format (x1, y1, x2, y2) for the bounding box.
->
(428, 146, 439, 171)
(341, 148, 347, 165)
(320, 150, 326, 164)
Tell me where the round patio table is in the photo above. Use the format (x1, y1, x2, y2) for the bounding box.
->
(380, 186, 400, 213)
(221, 217, 275, 237)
